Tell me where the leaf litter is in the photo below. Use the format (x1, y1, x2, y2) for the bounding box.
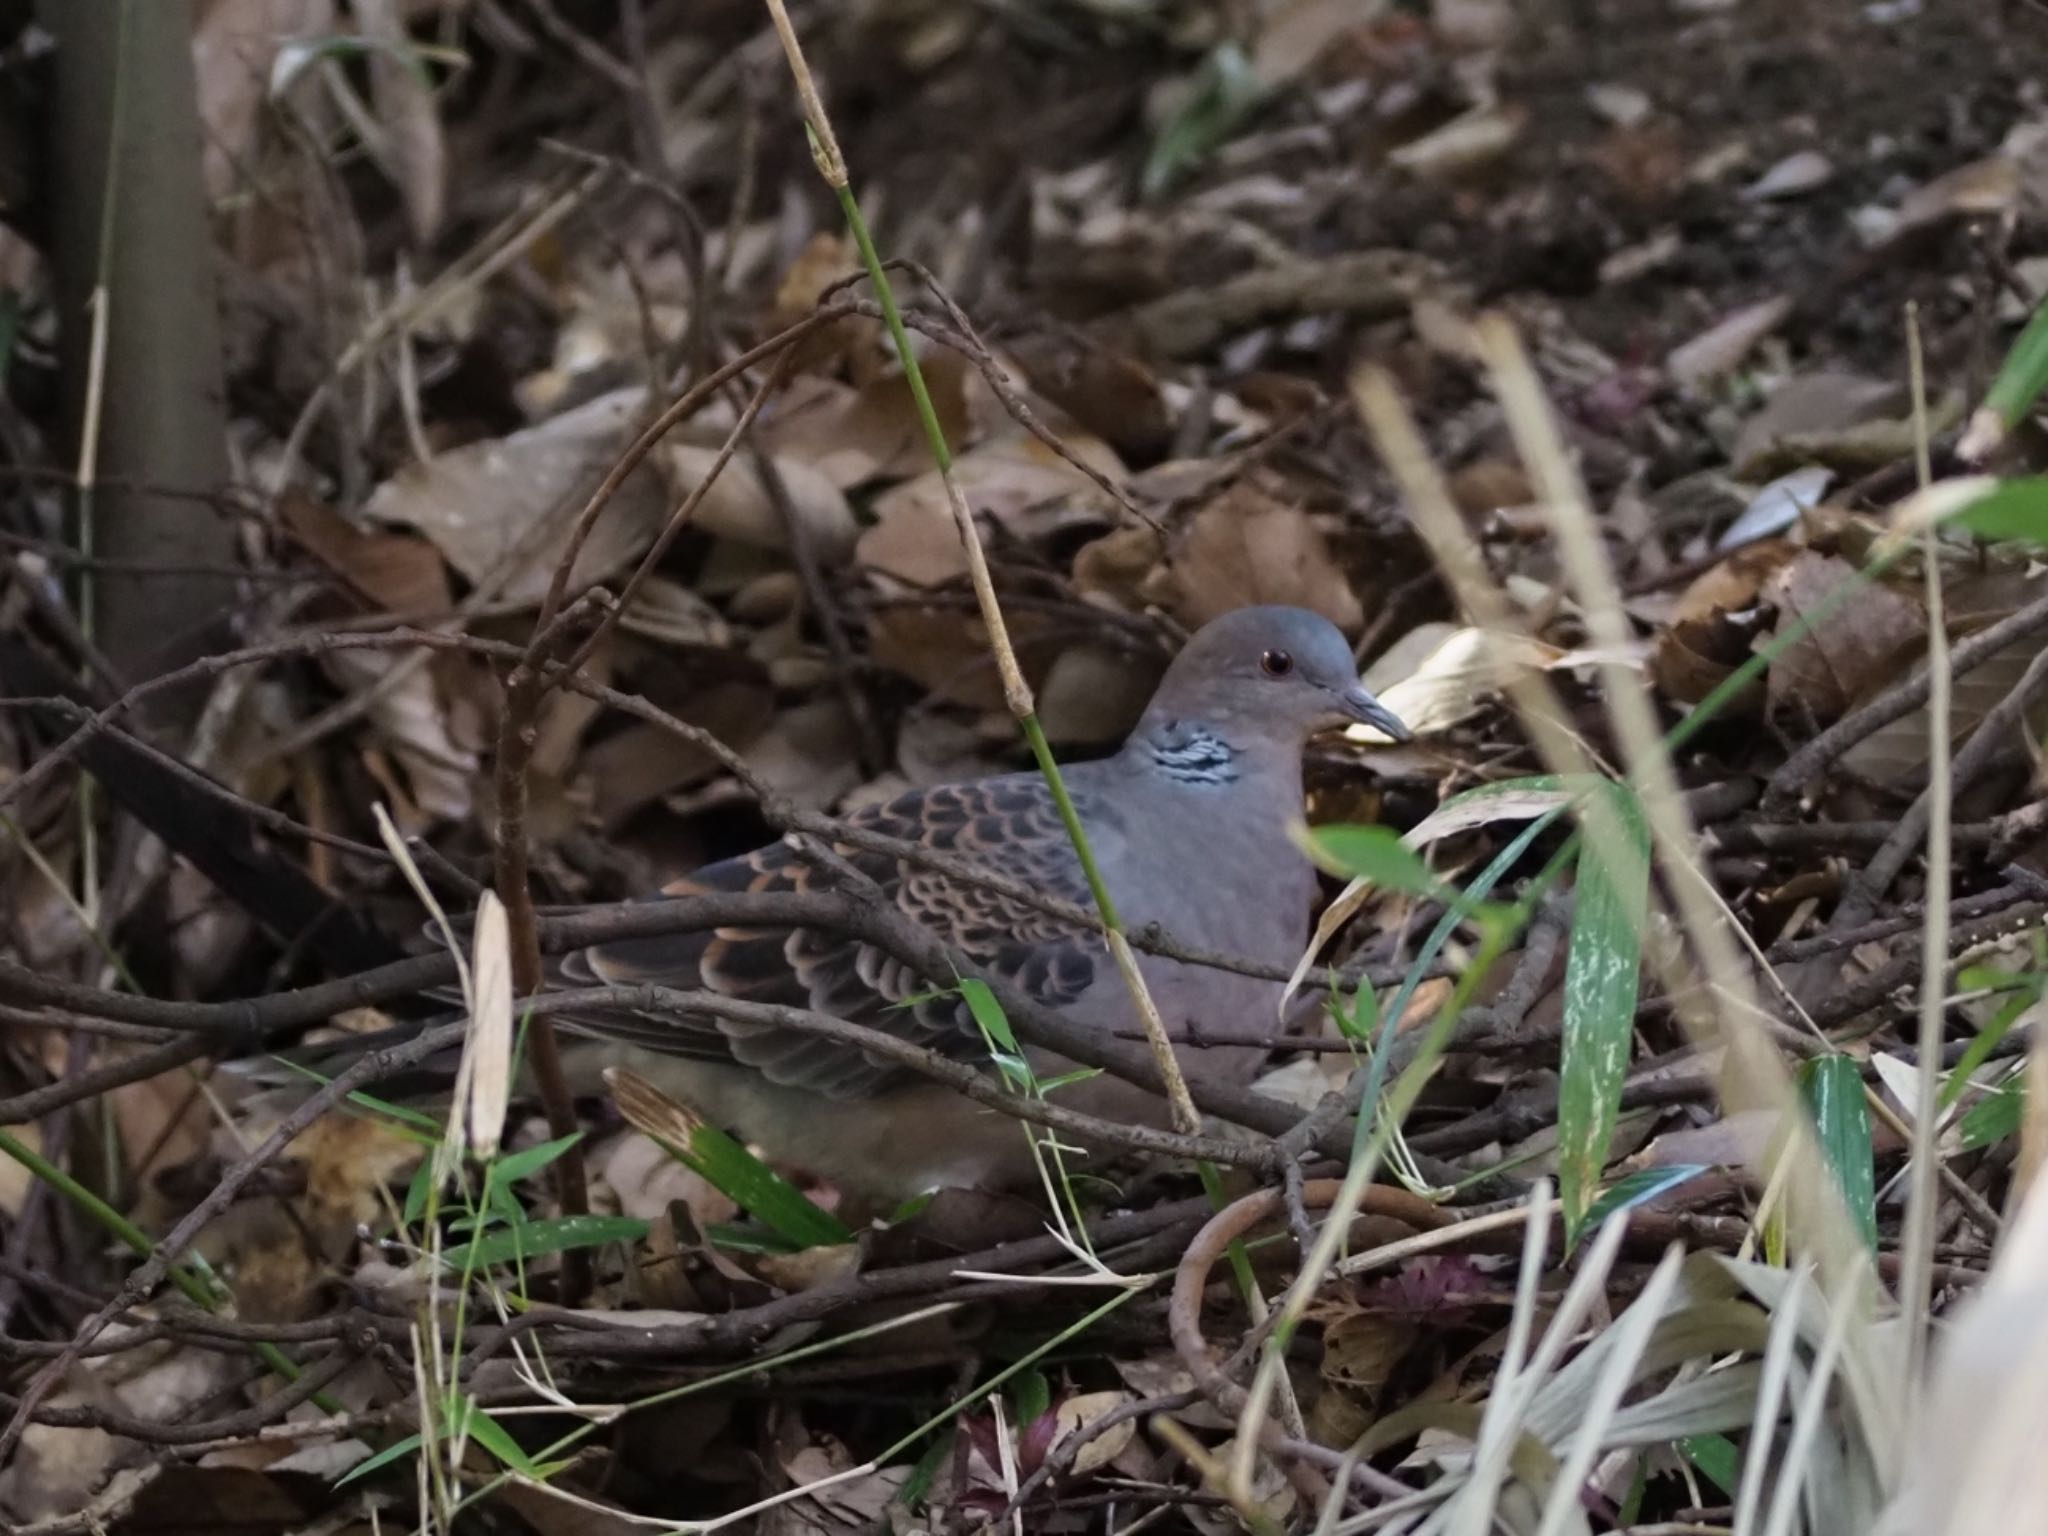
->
(4, 0, 2048, 1531)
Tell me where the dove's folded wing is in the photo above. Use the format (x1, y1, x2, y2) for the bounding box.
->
(554, 772, 1114, 1099)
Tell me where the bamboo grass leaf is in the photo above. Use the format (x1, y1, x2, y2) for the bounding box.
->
(1558, 782, 1652, 1242)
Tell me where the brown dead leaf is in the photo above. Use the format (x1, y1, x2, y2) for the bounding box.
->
(772, 233, 872, 376)
(743, 698, 864, 811)
(757, 363, 974, 489)
(365, 387, 668, 605)
(496, 1469, 650, 1536)
(0, 1337, 240, 1521)
(1072, 524, 1165, 611)
(323, 647, 481, 823)
(755, 1243, 861, 1294)
(617, 576, 733, 649)
(1765, 552, 1924, 724)
(659, 444, 859, 564)
(1634, 1110, 1778, 1173)
(1839, 638, 2046, 790)
(282, 491, 451, 616)
(1650, 539, 1796, 708)
(1050, 1391, 1138, 1477)
(1893, 153, 2023, 236)
(1387, 103, 1527, 180)
(1732, 372, 1905, 476)
(583, 673, 773, 828)
(1319, 1310, 1410, 1402)
(193, 0, 339, 201)
(1667, 294, 1794, 387)
(775, 1444, 912, 1536)
(867, 605, 1050, 711)
(1005, 336, 1172, 463)
(356, 0, 446, 244)
(1153, 484, 1362, 633)
(860, 431, 1127, 588)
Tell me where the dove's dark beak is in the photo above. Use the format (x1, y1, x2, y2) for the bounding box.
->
(1339, 684, 1413, 743)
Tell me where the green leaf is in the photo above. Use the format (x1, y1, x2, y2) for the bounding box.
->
(1558, 783, 1652, 1242)
(1960, 1076, 2024, 1150)
(703, 1222, 805, 1255)
(1012, 1368, 1051, 1429)
(267, 1056, 443, 1139)
(1355, 809, 1566, 1151)
(452, 1395, 541, 1476)
(1981, 296, 2048, 436)
(401, 1158, 437, 1228)
(1303, 824, 1442, 896)
(335, 1431, 425, 1486)
(1951, 477, 2048, 547)
(1141, 42, 1266, 199)
(1582, 1165, 1708, 1232)
(958, 977, 1018, 1052)
(1942, 985, 2038, 1110)
(899, 1434, 951, 1510)
(440, 1214, 648, 1270)
(1681, 1433, 1741, 1497)
(1036, 1066, 1104, 1093)
(1334, 977, 1380, 1044)
(889, 1189, 939, 1225)
(668, 1124, 854, 1251)
(486, 1131, 584, 1192)
(960, 976, 1036, 1091)
(1799, 1054, 1878, 1251)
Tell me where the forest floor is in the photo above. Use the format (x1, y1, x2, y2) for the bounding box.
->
(4, 0, 2048, 1531)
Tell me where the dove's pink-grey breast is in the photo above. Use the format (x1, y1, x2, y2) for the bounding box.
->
(555, 605, 1408, 1204)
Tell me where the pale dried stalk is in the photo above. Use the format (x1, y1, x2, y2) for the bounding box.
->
(756, 0, 1198, 1136)
(1901, 301, 1950, 1397)
(1470, 314, 1891, 1454)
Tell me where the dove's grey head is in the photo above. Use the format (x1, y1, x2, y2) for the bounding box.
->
(1135, 605, 1411, 756)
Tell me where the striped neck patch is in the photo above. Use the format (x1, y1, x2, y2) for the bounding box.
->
(1147, 723, 1240, 786)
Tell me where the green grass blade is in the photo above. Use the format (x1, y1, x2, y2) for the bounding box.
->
(453, 1395, 542, 1477)
(1952, 476, 2048, 545)
(1960, 1076, 2023, 1150)
(1940, 975, 2038, 1111)
(1140, 41, 1265, 199)
(1798, 1053, 1878, 1251)
(335, 1430, 426, 1487)
(1356, 810, 1567, 1150)
(1583, 1165, 1709, 1231)
(485, 1131, 584, 1192)
(1681, 1432, 1742, 1497)
(1302, 824, 1445, 896)
(440, 1214, 648, 1270)
(1558, 782, 1652, 1242)
(671, 1123, 854, 1250)
(1980, 297, 2048, 438)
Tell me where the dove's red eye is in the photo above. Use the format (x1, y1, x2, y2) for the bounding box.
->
(1260, 649, 1294, 678)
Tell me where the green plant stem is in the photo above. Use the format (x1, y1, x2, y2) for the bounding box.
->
(0, 1127, 339, 1411)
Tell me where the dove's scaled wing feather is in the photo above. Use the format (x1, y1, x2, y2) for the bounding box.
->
(557, 768, 1120, 1099)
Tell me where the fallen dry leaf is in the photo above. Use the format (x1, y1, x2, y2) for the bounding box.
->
(1154, 483, 1362, 634)
(1049, 1391, 1138, 1477)
(192, 0, 339, 201)
(658, 444, 859, 564)
(365, 387, 668, 605)
(1764, 551, 1925, 724)
(355, 0, 446, 244)
(282, 492, 451, 616)
(1346, 623, 1564, 741)
(1666, 294, 1794, 387)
